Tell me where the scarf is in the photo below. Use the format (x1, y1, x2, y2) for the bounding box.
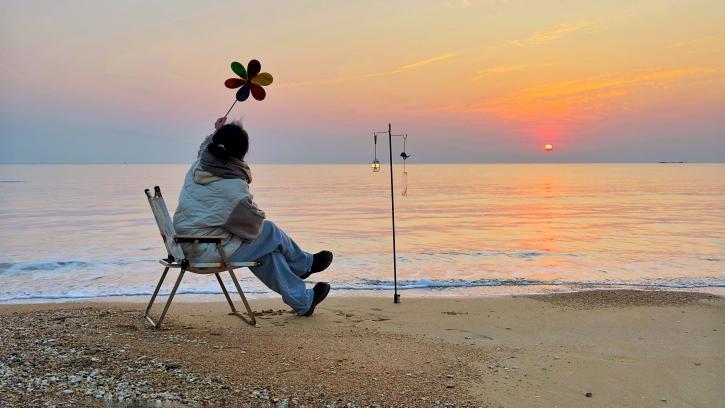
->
(199, 148, 253, 184)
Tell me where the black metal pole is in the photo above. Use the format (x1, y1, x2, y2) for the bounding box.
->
(388, 123, 400, 303)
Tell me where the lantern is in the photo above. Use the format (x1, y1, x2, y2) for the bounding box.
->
(371, 134, 381, 172)
(371, 159, 381, 172)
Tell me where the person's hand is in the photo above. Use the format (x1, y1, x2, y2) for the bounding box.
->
(214, 117, 227, 130)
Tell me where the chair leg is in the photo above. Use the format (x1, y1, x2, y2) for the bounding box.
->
(144, 267, 169, 326)
(145, 268, 185, 329)
(227, 269, 256, 325)
(216, 244, 256, 326)
(215, 272, 238, 314)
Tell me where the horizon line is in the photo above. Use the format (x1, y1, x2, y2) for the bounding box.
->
(1, 161, 722, 165)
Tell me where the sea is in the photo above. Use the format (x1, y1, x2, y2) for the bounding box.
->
(0, 163, 723, 303)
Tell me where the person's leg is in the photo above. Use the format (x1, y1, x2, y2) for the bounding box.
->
(264, 220, 313, 275)
(232, 220, 313, 277)
(247, 251, 313, 315)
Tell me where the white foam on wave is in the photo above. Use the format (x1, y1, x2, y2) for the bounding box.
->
(1, 277, 722, 303)
(0, 259, 157, 274)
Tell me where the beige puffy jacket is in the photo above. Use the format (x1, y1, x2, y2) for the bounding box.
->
(172, 138, 265, 262)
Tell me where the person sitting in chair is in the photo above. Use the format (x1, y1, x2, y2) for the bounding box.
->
(173, 117, 333, 316)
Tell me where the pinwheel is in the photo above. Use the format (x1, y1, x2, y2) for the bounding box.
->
(222, 59, 274, 117)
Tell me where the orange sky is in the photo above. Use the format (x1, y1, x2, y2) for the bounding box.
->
(1, 0, 724, 163)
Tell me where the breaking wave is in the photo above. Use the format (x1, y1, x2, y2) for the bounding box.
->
(1, 277, 722, 303)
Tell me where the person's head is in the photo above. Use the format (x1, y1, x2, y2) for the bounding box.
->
(207, 122, 249, 160)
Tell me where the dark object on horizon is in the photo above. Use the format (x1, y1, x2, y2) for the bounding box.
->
(658, 161, 686, 164)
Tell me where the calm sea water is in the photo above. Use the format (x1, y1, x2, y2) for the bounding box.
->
(0, 164, 723, 302)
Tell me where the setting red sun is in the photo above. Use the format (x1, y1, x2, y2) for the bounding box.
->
(544, 144, 553, 152)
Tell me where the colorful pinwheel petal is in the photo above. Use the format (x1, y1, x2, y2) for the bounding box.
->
(250, 83, 266, 101)
(247, 59, 261, 78)
(251, 72, 273, 86)
(231, 62, 247, 79)
(236, 84, 250, 102)
(225, 59, 273, 102)
(224, 78, 246, 89)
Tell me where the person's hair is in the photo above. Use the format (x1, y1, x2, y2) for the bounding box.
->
(207, 122, 249, 160)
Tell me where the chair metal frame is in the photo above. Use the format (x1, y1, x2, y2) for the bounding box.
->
(144, 186, 259, 328)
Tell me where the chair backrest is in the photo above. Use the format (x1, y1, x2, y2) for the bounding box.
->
(145, 186, 186, 262)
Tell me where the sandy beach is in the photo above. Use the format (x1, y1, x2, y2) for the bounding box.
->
(3, 0, 725, 406)
(0, 290, 722, 407)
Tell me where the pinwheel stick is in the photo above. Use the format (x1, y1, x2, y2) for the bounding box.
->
(224, 100, 238, 118)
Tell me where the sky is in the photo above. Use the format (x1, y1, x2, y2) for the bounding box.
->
(1, 0, 724, 163)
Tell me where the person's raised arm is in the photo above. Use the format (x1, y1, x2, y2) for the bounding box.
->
(197, 117, 228, 159)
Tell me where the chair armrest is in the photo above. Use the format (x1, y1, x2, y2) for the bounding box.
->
(174, 235, 225, 243)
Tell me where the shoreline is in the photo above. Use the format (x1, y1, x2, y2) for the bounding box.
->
(1, 289, 723, 407)
(3, 284, 724, 305)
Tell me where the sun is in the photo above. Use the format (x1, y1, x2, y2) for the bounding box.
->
(544, 144, 553, 152)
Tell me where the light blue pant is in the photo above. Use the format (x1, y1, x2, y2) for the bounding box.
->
(230, 220, 314, 315)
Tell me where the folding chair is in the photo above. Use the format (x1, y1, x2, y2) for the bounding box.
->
(144, 186, 259, 328)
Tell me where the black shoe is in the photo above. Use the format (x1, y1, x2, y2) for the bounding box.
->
(303, 282, 331, 316)
(300, 251, 333, 279)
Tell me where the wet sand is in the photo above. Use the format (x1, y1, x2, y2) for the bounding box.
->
(0, 290, 722, 407)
